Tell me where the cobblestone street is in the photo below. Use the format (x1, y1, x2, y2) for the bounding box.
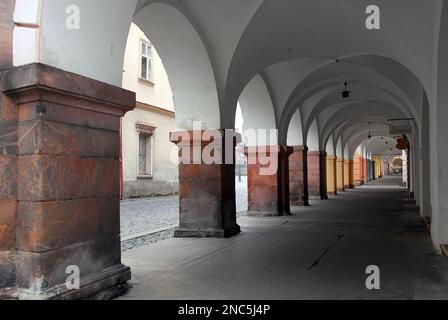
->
(121, 177, 248, 250)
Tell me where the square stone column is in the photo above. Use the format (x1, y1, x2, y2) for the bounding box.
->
(308, 151, 328, 199)
(245, 146, 293, 216)
(336, 158, 345, 192)
(363, 158, 368, 183)
(0, 90, 16, 293)
(0, 2, 17, 292)
(289, 146, 309, 206)
(170, 130, 240, 238)
(326, 155, 337, 195)
(343, 160, 350, 189)
(366, 159, 370, 182)
(354, 155, 363, 186)
(348, 160, 355, 188)
(1, 64, 134, 299)
(371, 160, 376, 181)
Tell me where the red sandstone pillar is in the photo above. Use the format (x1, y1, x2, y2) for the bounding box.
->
(1, 64, 133, 299)
(307, 151, 320, 197)
(289, 146, 309, 206)
(343, 159, 350, 190)
(320, 152, 328, 199)
(170, 130, 240, 237)
(360, 158, 364, 183)
(245, 146, 293, 216)
(348, 160, 355, 188)
(354, 155, 362, 186)
(0, 90, 16, 292)
(307, 151, 328, 200)
(0, 0, 17, 293)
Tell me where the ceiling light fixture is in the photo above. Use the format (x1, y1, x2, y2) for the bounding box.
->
(342, 82, 350, 99)
(368, 121, 372, 140)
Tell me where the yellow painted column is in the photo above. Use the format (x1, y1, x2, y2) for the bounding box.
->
(376, 157, 382, 178)
(374, 156, 379, 179)
(343, 159, 350, 189)
(336, 158, 344, 191)
(326, 155, 337, 195)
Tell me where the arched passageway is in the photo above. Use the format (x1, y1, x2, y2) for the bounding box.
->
(1, 0, 448, 299)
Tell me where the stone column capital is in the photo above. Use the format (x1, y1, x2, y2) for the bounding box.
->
(2, 63, 136, 117)
(243, 145, 292, 157)
(289, 145, 308, 152)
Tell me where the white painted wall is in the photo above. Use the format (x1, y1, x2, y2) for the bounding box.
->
(39, 0, 137, 86)
(121, 24, 177, 184)
(239, 74, 278, 146)
(122, 24, 174, 111)
(12, 0, 41, 66)
(325, 135, 335, 156)
(307, 119, 320, 152)
(122, 108, 177, 182)
(336, 137, 343, 159)
(344, 143, 349, 160)
(287, 109, 303, 146)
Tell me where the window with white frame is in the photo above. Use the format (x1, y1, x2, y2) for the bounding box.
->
(136, 123, 156, 177)
(140, 40, 153, 81)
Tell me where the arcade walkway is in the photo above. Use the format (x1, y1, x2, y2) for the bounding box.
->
(119, 177, 448, 300)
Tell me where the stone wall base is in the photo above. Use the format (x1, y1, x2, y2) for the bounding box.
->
(123, 180, 179, 199)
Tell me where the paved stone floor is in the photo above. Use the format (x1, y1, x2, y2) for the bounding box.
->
(119, 177, 448, 300)
(120, 177, 248, 250)
(120, 197, 179, 238)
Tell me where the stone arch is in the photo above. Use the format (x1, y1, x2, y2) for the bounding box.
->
(13, 0, 222, 130)
(307, 119, 320, 152)
(365, 137, 397, 155)
(305, 84, 413, 139)
(349, 129, 393, 158)
(287, 109, 304, 146)
(325, 135, 335, 156)
(276, 55, 424, 145)
(238, 73, 277, 146)
(221, 0, 436, 129)
(320, 106, 404, 152)
(17, 0, 139, 86)
(336, 137, 343, 159)
(344, 143, 350, 160)
(134, 2, 220, 129)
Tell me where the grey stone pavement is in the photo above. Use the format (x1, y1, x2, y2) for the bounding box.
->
(120, 177, 248, 250)
(118, 177, 448, 300)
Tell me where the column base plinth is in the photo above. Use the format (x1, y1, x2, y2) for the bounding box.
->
(0, 264, 131, 300)
(174, 224, 241, 238)
(247, 210, 290, 217)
